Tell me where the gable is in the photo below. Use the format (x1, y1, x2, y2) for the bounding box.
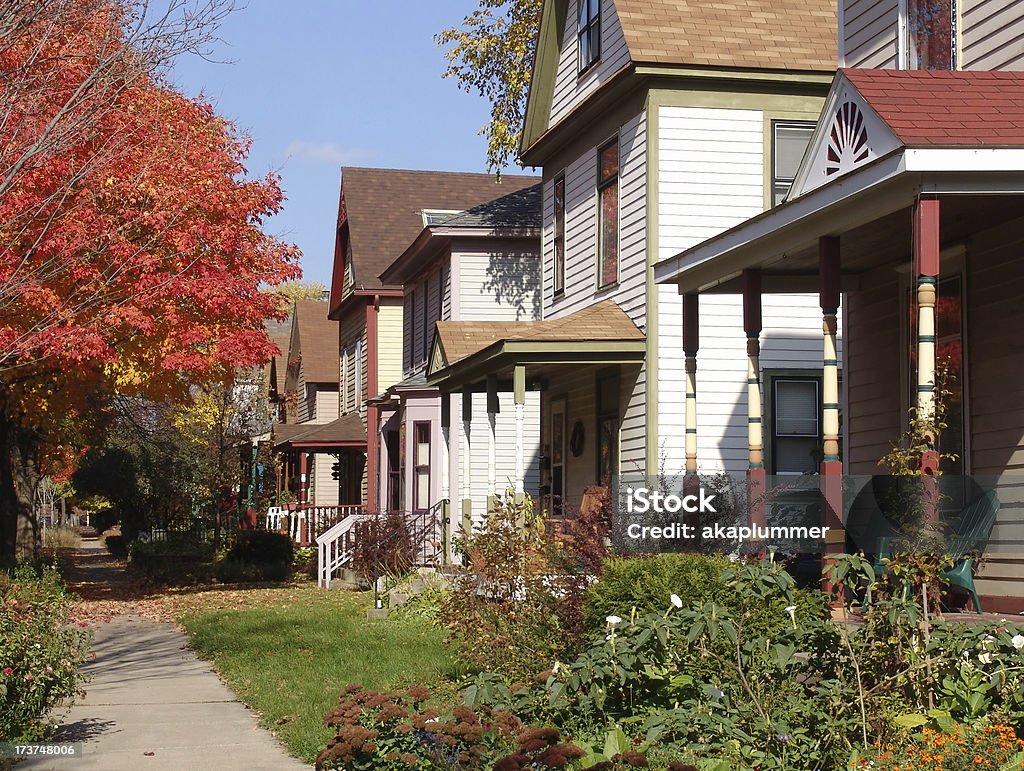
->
(789, 73, 901, 198)
(428, 331, 448, 377)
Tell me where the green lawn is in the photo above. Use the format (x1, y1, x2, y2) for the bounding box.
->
(177, 585, 455, 764)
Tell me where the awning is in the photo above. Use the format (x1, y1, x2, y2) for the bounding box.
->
(426, 300, 645, 389)
(272, 413, 366, 450)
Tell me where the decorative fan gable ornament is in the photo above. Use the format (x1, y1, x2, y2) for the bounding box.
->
(825, 101, 870, 177)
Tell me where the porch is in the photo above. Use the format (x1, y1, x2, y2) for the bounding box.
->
(653, 69, 1024, 612)
(424, 301, 646, 530)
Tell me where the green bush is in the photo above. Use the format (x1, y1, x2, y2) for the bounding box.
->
(584, 553, 828, 642)
(127, 539, 216, 583)
(0, 565, 91, 741)
(215, 558, 290, 583)
(215, 531, 293, 583)
(584, 553, 732, 630)
(104, 534, 126, 558)
(225, 531, 293, 565)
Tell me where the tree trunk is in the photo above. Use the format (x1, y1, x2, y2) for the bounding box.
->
(0, 412, 41, 564)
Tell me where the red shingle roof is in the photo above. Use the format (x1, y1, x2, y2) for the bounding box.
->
(844, 69, 1024, 146)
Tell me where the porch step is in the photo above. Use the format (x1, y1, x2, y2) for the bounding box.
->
(325, 568, 364, 590)
(388, 568, 452, 607)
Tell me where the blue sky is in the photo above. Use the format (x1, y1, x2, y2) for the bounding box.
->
(170, 1, 512, 286)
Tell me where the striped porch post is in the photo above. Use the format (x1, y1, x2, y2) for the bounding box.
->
(743, 270, 766, 530)
(461, 385, 473, 533)
(819, 237, 844, 548)
(682, 293, 700, 479)
(440, 392, 451, 563)
(914, 197, 941, 521)
(513, 365, 526, 496)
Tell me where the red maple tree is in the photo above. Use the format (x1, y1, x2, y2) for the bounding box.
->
(0, 0, 300, 558)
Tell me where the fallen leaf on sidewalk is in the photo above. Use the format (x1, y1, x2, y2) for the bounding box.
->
(143, 751, 155, 756)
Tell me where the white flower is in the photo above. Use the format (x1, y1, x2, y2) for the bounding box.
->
(552, 661, 561, 673)
(606, 615, 622, 626)
(785, 605, 797, 614)
(1011, 634, 1024, 650)
(670, 594, 683, 609)
(979, 652, 994, 665)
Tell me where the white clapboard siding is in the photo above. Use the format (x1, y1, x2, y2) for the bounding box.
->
(842, 0, 899, 68)
(656, 106, 838, 474)
(441, 258, 452, 320)
(540, 111, 647, 475)
(550, 0, 631, 128)
(543, 110, 646, 325)
(377, 300, 403, 394)
(961, 0, 1024, 70)
(402, 290, 413, 374)
(459, 248, 542, 321)
(452, 392, 542, 526)
(311, 452, 340, 507)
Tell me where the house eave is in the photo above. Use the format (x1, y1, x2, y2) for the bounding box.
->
(426, 339, 646, 390)
(654, 146, 1024, 294)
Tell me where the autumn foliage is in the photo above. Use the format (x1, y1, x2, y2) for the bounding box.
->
(0, 0, 299, 557)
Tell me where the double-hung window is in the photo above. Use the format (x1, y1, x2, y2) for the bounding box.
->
(772, 378, 821, 475)
(578, 0, 600, 72)
(597, 139, 619, 287)
(771, 121, 815, 206)
(553, 175, 565, 296)
(413, 422, 430, 511)
(906, 0, 956, 70)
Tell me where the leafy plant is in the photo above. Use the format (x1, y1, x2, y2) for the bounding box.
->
(0, 565, 91, 741)
(316, 684, 521, 770)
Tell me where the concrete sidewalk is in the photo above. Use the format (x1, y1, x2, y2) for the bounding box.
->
(21, 615, 311, 771)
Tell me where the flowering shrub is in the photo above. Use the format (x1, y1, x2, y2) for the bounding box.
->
(853, 723, 1024, 770)
(442, 491, 605, 682)
(315, 684, 522, 770)
(0, 565, 91, 741)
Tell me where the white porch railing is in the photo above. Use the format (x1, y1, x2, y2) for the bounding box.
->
(266, 505, 365, 545)
(314, 503, 448, 589)
(315, 512, 370, 588)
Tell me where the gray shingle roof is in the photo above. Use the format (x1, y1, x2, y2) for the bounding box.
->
(435, 183, 542, 229)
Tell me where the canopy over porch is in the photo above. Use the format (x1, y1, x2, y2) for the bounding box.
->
(425, 301, 645, 520)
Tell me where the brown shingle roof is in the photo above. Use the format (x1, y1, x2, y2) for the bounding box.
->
(435, 301, 645, 365)
(616, 0, 836, 71)
(273, 414, 366, 448)
(844, 69, 1024, 146)
(340, 168, 539, 292)
(293, 299, 338, 384)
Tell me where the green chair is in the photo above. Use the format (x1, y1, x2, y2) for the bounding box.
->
(941, 490, 1000, 614)
(871, 490, 1000, 612)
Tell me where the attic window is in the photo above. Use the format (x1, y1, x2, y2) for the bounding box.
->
(772, 121, 815, 206)
(422, 209, 462, 226)
(577, 0, 601, 73)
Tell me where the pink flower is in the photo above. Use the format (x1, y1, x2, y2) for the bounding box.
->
(2, 668, 12, 676)
(25, 674, 33, 681)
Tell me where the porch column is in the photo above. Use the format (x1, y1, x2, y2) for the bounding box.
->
(366, 403, 379, 513)
(298, 450, 310, 546)
(914, 197, 941, 523)
(819, 237, 843, 543)
(461, 385, 473, 532)
(513, 365, 526, 495)
(743, 270, 766, 530)
(486, 374, 499, 510)
(440, 392, 451, 564)
(914, 197, 941, 477)
(682, 293, 700, 478)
